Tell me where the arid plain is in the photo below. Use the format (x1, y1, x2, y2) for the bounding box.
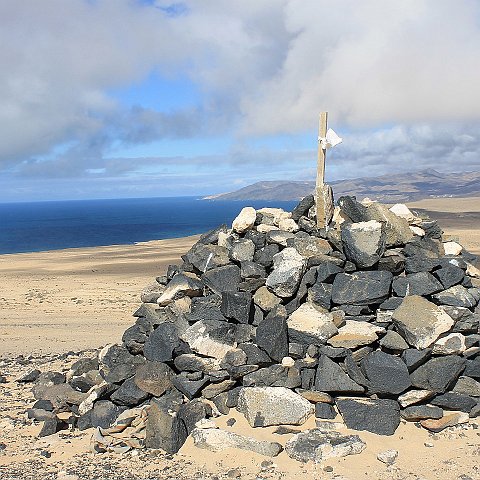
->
(0, 197, 479, 480)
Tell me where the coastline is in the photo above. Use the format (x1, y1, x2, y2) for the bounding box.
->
(1, 196, 479, 358)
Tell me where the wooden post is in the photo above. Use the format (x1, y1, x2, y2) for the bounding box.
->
(316, 112, 334, 228)
(316, 112, 328, 187)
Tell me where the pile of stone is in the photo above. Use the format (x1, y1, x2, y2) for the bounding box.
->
(21, 195, 480, 462)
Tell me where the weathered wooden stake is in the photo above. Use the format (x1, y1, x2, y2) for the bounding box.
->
(316, 112, 334, 228)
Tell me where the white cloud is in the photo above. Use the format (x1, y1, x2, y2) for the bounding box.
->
(1, 0, 480, 185)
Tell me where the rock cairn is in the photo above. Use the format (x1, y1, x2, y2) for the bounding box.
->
(21, 195, 480, 462)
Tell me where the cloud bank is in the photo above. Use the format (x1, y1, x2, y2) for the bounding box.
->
(1, 0, 480, 198)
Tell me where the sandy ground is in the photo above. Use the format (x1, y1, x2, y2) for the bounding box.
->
(0, 236, 198, 358)
(0, 197, 479, 479)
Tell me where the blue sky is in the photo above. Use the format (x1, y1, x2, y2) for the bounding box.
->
(1, 0, 480, 202)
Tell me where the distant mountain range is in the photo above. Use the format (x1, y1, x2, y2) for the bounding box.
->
(204, 169, 480, 203)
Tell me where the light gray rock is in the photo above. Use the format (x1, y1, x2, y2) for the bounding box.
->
(398, 389, 435, 407)
(453, 376, 480, 397)
(392, 296, 454, 349)
(432, 333, 467, 355)
(232, 207, 257, 233)
(266, 248, 305, 298)
(180, 320, 237, 360)
(157, 273, 203, 306)
(341, 220, 386, 268)
(285, 429, 366, 463)
(290, 237, 332, 258)
(366, 202, 413, 247)
(230, 239, 256, 263)
(377, 449, 398, 465)
(432, 285, 478, 308)
(328, 321, 384, 349)
(237, 386, 314, 427)
(191, 428, 282, 457)
(288, 302, 338, 345)
(379, 330, 409, 350)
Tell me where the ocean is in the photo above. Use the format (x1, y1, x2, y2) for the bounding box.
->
(0, 197, 297, 255)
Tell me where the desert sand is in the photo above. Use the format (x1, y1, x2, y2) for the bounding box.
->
(0, 197, 479, 479)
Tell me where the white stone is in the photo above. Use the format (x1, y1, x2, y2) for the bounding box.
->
(432, 333, 466, 355)
(288, 302, 338, 344)
(466, 262, 480, 278)
(237, 387, 314, 427)
(257, 207, 291, 225)
(278, 218, 299, 232)
(398, 389, 435, 407)
(410, 226, 426, 236)
(181, 320, 237, 360)
(281, 356, 295, 367)
(390, 204, 416, 222)
(332, 206, 348, 226)
(443, 241, 463, 256)
(328, 320, 385, 349)
(257, 224, 279, 233)
(195, 418, 218, 429)
(192, 428, 282, 457)
(377, 449, 398, 465)
(232, 207, 256, 233)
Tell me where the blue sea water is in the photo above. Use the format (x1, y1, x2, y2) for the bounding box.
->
(0, 197, 297, 254)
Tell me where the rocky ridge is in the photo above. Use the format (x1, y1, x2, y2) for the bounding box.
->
(15, 194, 480, 464)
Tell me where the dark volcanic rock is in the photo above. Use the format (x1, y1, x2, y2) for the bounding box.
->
(134, 361, 174, 397)
(430, 392, 477, 413)
(401, 405, 443, 421)
(401, 348, 431, 372)
(434, 266, 465, 289)
(314, 402, 336, 419)
(99, 345, 145, 384)
(143, 322, 180, 363)
(255, 305, 288, 362)
(145, 393, 186, 453)
(432, 285, 478, 308)
(187, 295, 225, 323)
(331, 271, 393, 305)
(410, 356, 466, 393)
(314, 356, 364, 393)
(202, 264, 241, 294)
(221, 291, 252, 324)
(172, 373, 209, 400)
(336, 397, 400, 435)
(110, 377, 150, 406)
(361, 351, 411, 395)
(292, 195, 315, 221)
(392, 272, 443, 297)
(90, 400, 126, 428)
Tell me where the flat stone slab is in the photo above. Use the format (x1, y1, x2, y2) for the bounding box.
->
(328, 320, 384, 349)
(192, 427, 282, 457)
(420, 412, 469, 432)
(392, 295, 454, 349)
(332, 271, 393, 305)
(285, 429, 366, 463)
(336, 397, 400, 436)
(288, 302, 338, 345)
(237, 386, 314, 427)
